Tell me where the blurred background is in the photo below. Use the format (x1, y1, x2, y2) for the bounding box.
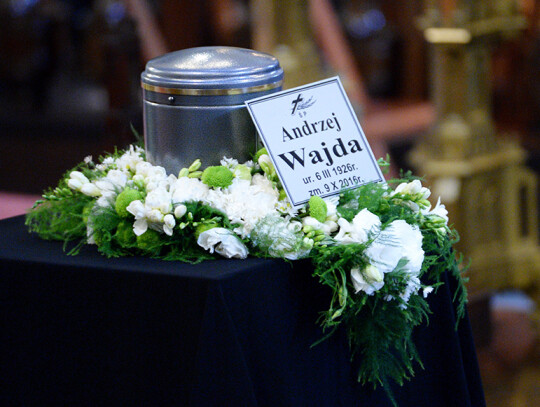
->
(0, 1, 539, 405)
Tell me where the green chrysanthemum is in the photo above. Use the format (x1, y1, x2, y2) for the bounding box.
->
(308, 195, 327, 223)
(136, 229, 162, 252)
(201, 166, 234, 188)
(115, 188, 143, 218)
(114, 220, 136, 246)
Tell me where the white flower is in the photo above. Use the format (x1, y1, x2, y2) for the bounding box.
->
(67, 171, 102, 197)
(398, 276, 422, 308)
(95, 156, 115, 171)
(80, 183, 102, 197)
(67, 178, 83, 191)
(365, 220, 424, 276)
(302, 216, 337, 235)
(96, 195, 114, 208)
(126, 187, 173, 236)
(251, 215, 312, 260)
(94, 170, 128, 197)
(350, 265, 384, 295)
(423, 286, 434, 298)
(163, 214, 176, 236)
(392, 180, 432, 212)
(145, 187, 172, 214)
(324, 196, 340, 221)
(69, 171, 90, 185)
(421, 197, 450, 236)
(171, 177, 209, 204)
(205, 176, 279, 238)
(393, 179, 430, 200)
(250, 173, 276, 195)
(174, 204, 187, 219)
(334, 209, 381, 244)
(276, 199, 298, 217)
(428, 197, 448, 222)
(220, 157, 239, 168)
(115, 145, 145, 173)
(134, 162, 168, 189)
(197, 227, 248, 259)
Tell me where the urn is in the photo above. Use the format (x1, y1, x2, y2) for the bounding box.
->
(141, 46, 283, 174)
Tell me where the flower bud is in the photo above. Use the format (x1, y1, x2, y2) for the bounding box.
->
(178, 168, 189, 178)
(80, 183, 102, 197)
(258, 155, 274, 176)
(364, 264, 383, 283)
(70, 171, 90, 185)
(188, 159, 202, 172)
(164, 214, 176, 229)
(67, 178, 83, 191)
(174, 204, 187, 219)
(188, 171, 203, 179)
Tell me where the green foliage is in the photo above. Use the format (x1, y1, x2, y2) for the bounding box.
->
(310, 242, 432, 406)
(201, 166, 234, 188)
(338, 182, 389, 221)
(25, 194, 91, 246)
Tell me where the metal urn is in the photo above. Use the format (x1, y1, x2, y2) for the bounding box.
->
(141, 46, 284, 174)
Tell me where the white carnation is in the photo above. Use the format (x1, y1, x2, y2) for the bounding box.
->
(171, 177, 209, 204)
(205, 177, 279, 238)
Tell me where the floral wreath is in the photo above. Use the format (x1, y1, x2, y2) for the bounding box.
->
(26, 143, 467, 405)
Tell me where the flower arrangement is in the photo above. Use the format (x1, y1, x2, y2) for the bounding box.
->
(26, 143, 467, 405)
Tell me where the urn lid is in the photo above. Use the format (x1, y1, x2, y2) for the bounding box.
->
(141, 46, 283, 96)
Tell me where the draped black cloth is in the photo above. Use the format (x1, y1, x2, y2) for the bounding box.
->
(0, 216, 485, 406)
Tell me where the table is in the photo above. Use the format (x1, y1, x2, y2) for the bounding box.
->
(0, 215, 485, 406)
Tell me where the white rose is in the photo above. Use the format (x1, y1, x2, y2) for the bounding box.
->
(197, 228, 248, 259)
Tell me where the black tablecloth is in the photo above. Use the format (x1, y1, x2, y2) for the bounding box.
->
(0, 215, 485, 406)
